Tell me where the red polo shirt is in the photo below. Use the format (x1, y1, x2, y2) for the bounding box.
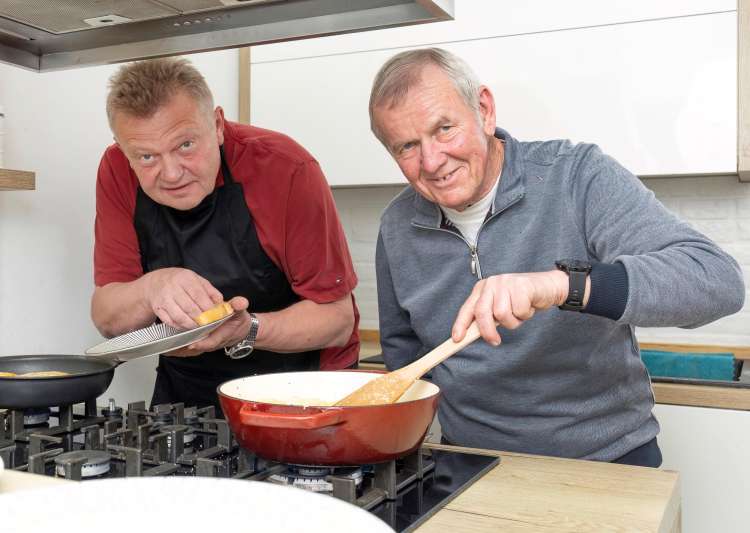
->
(94, 120, 359, 369)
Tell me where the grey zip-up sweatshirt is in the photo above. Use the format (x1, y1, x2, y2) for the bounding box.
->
(376, 128, 745, 461)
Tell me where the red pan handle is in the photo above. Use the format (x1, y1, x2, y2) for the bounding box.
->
(239, 405, 344, 429)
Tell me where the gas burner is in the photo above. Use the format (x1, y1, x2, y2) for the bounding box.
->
(161, 423, 196, 445)
(24, 407, 50, 427)
(101, 398, 122, 419)
(154, 413, 172, 424)
(269, 465, 363, 493)
(297, 466, 330, 477)
(54, 450, 111, 478)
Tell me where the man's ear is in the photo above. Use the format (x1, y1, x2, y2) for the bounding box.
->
(214, 106, 225, 145)
(477, 85, 497, 136)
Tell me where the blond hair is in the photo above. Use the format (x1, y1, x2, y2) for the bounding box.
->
(369, 48, 481, 144)
(106, 57, 214, 130)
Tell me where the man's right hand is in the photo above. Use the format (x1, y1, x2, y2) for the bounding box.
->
(451, 270, 573, 346)
(141, 267, 225, 330)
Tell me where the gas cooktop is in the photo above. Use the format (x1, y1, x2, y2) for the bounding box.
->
(0, 399, 499, 532)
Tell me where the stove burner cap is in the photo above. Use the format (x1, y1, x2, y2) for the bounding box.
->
(54, 450, 111, 478)
(296, 466, 329, 477)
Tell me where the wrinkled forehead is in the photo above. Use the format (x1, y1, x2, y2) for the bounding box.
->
(374, 78, 470, 136)
(377, 64, 459, 112)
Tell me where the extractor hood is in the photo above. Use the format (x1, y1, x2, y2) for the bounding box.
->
(0, 0, 453, 72)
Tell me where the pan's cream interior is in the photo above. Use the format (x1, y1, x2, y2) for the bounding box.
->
(219, 371, 439, 407)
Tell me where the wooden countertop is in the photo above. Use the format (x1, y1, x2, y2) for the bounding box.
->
(418, 443, 681, 533)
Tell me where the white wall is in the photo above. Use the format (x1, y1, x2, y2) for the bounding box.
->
(0, 49, 239, 406)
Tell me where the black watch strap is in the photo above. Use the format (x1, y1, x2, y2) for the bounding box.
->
(555, 260, 592, 311)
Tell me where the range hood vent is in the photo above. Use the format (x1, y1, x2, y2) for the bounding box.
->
(0, 0, 453, 72)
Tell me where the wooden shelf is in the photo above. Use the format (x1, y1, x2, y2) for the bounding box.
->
(0, 168, 35, 190)
(653, 382, 750, 411)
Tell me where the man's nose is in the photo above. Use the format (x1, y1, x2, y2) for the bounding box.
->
(161, 154, 184, 182)
(420, 141, 446, 175)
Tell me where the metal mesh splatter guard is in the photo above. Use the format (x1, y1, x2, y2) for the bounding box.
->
(84, 313, 234, 362)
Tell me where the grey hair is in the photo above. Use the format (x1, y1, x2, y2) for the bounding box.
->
(106, 56, 214, 131)
(368, 47, 482, 144)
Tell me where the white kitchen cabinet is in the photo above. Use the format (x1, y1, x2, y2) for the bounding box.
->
(654, 403, 750, 533)
(251, 11, 736, 185)
(252, 0, 734, 63)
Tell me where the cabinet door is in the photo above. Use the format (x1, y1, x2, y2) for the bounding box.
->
(252, 0, 734, 63)
(251, 12, 736, 185)
(654, 403, 750, 533)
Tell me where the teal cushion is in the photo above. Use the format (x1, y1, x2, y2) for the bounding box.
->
(640, 350, 736, 381)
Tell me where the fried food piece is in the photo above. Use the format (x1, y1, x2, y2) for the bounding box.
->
(19, 371, 70, 378)
(193, 301, 233, 326)
(0, 371, 17, 377)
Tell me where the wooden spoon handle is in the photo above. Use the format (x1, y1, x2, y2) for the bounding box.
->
(400, 322, 483, 382)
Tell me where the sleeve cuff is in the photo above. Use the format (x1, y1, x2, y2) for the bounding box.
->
(582, 261, 629, 320)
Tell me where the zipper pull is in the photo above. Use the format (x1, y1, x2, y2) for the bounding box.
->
(470, 247, 478, 277)
(469, 246, 482, 279)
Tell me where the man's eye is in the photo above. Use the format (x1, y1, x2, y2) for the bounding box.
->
(440, 125, 453, 133)
(140, 154, 153, 162)
(400, 142, 415, 153)
(180, 140, 194, 150)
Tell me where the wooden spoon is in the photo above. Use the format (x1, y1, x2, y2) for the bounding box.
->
(335, 322, 483, 406)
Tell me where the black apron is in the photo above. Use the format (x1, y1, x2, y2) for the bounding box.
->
(134, 147, 319, 412)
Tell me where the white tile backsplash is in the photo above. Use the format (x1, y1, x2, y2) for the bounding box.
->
(333, 175, 750, 345)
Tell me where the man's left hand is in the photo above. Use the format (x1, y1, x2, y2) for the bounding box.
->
(166, 296, 252, 357)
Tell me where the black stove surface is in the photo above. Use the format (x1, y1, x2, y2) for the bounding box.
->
(371, 449, 499, 532)
(0, 400, 499, 532)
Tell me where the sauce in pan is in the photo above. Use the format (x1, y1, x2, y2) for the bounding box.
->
(0, 371, 70, 378)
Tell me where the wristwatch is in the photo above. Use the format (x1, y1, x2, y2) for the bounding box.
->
(224, 313, 260, 359)
(554, 260, 592, 311)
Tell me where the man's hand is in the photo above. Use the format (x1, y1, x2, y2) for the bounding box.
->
(142, 267, 225, 330)
(166, 296, 251, 357)
(451, 270, 575, 346)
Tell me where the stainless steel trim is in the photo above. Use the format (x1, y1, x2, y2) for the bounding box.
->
(0, 0, 454, 72)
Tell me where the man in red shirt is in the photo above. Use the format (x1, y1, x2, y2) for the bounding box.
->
(92, 57, 359, 411)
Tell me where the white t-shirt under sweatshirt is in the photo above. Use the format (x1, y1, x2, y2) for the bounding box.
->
(441, 176, 500, 246)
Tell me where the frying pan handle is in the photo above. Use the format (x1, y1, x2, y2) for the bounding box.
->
(239, 405, 344, 429)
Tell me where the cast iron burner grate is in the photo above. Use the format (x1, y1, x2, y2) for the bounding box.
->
(0, 399, 499, 532)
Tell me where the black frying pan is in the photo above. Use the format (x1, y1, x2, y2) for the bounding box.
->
(0, 355, 117, 409)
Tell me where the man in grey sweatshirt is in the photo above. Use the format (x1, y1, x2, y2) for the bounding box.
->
(369, 48, 745, 468)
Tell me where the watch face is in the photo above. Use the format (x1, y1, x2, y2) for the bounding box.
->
(557, 259, 592, 272)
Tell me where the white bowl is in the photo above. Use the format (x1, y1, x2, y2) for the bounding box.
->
(0, 476, 394, 533)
